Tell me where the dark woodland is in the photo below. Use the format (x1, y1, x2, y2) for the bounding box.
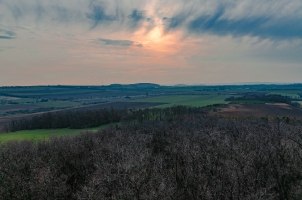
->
(1, 107, 302, 199)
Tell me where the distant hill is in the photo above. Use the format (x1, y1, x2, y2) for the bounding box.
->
(109, 83, 160, 89)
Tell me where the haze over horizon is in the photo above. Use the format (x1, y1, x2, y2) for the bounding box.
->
(1, 0, 302, 86)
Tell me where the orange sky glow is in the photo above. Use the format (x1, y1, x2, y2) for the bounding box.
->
(0, 0, 301, 85)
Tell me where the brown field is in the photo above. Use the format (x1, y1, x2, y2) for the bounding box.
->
(217, 104, 302, 118)
(0, 101, 164, 133)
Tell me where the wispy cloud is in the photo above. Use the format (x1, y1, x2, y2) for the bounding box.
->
(1, 0, 302, 40)
(95, 38, 143, 47)
(0, 29, 15, 36)
(172, 2, 302, 40)
(128, 9, 146, 22)
(86, 2, 118, 28)
(0, 36, 14, 39)
(0, 29, 16, 39)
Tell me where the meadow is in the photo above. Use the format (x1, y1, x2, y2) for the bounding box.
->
(130, 95, 229, 108)
(36, 100, 81, 108)
(0, 123, 116, 144)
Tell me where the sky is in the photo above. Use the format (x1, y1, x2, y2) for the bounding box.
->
(0, 0, 302, 86)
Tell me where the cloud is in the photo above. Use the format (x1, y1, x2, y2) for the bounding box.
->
(95, 38, 143, 47)
(0, 29, 15, 36)
(86, 3, 118, 28)
(128, 9, 145, 22)
(1, 0, 302, 40)
(0, 29, 16, 39)
(0, 36, 14, 39)
(127, 9, 152, 29)
(187, 7, 302, 39)
(166, 1, 302, 40)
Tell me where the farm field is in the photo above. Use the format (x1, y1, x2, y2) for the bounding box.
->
(130, 95, 230, 108)
(0, 123, 117, 144)
(0, 104, 41, 112)
(216, 104, 302, 118)
(1, 84, 302, 134)
(36, 100, 81, 108)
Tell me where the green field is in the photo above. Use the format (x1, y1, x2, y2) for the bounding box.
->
(12, 98, 36, 104)
(131, 95, 229, 108)
(36, 100, 81, 108)
(0, 124, 116, 144)
(227, 100, 267, 104)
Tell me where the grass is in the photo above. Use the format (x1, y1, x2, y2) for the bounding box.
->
(0, 123, 117, 144)
(36, 101, 81, 108)
(1, 89, 100, 97)
(131, 95, 229, 108)
(1, 99, 80, 108)
(228, 100, 267, 104)
(13, 98, 36, 104)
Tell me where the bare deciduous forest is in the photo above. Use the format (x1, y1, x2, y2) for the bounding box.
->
(1, 0, 302, 198)
(1, 107, 302, 199)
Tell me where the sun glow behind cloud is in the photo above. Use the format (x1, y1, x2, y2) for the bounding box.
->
(0, 0, 302, 85)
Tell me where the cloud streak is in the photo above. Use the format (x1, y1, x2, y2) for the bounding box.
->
(0, 29, 16, 39)
(0, 36, 14, 39)
(95, 38, 143, 47)
(170, 2, 302, 40)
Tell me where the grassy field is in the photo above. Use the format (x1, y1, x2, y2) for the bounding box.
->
(131, 95, 229, 108)
(7, 98, 36, 104)
(36, 100, 81, 108)
(0, 123, 117, 144)
(227, 100, 267, 104)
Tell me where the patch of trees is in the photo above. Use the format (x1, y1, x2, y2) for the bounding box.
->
(5, 106, 206, 132)
(226, 94, 301, 108)
(39, 99, 49, 102)
(5, 108, 126, 132)
(1, 115, 302, 199)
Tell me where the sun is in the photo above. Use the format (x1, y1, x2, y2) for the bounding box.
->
(147, 27, 162, 41)
(133, 24, 182, 55)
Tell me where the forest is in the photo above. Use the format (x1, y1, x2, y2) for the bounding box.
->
(4, 106, 203, 132)
(1, 106, 302, 199)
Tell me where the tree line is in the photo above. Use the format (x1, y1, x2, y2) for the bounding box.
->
(5, 106, 206, 132)
(5, 108, 126, 132)
(226, 94, 301, 108)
